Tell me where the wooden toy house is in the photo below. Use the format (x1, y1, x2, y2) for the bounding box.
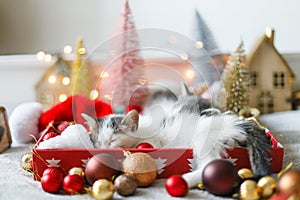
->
(35, 56, 71, 110)
(247, 28, 295, 114)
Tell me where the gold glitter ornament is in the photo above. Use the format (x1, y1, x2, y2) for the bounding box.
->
(20, 153, 32, 172)
(122, 152, 157, 187)
(257, 176, 276, 198)
(238, 168, 254, 179)
(68, 167, 85, 177)
(197, 183, 205, 190)
(239, 180, 260, 200)
(92, 179, 114, 200)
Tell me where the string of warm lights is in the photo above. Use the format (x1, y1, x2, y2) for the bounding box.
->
(36, 45, 93, 107)
(36, 45, 75, 62)
(36, 37, 205, 107)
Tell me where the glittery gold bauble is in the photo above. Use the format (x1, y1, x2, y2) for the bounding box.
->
(20, 153, 32, 171)
(257, 176, 276, 198)
(238, 168, 254, 179)
(68, 167, 85, 177)
(277, 170, 300, 197)
(122, 152, 157, 187)
(92, 179, 114, 200)
(239, 180, 260, 200)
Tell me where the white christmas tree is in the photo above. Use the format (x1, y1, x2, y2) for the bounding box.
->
(190, 10, 221, 86)
(99, 0, 149, 113)
(192, 10, 220, 55)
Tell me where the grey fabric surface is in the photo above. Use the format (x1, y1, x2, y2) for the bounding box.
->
(259, 110, 300, 169)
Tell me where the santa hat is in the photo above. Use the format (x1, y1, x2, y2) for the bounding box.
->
(9, 94, 113, 144)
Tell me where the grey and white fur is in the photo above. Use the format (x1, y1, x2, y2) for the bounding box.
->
(82, 84, 271, 188)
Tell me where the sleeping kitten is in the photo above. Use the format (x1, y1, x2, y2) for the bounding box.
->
(82, 87, 271, 188)
(82, 89, 176, 148)
(82, 84, 212, 148)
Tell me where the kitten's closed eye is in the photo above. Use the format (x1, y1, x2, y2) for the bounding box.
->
(107, 121, 115, 129)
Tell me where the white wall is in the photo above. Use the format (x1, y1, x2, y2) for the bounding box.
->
(0, 0, 300, 54)
(0, 55, 49, 114)
(1, 0, 300, 114)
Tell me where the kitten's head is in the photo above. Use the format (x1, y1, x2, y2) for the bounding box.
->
(82, 110, 139, 148)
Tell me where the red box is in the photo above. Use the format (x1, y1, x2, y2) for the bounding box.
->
(32, 130, 283, 181)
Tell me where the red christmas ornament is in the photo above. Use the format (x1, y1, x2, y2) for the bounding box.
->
(42, 167, 64, 177)
(85, 153, 120, 185)
(42, 131, 59, 141)
(63, 174, 84, 195)
(136, 142, 154, 149)
(165, 174, 188, 197)
(277, 169, 300, 196)
(41, 167, 63, 193)
(126, 105, 142, 114)
(269, 193, 291, 200)
(202, 159, 237, 196)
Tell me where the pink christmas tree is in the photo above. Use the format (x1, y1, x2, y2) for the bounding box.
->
(99, 0, 149, 113)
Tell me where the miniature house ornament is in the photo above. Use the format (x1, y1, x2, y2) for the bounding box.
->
(35, 56, 71, 110)
(247, 28, 295, 114)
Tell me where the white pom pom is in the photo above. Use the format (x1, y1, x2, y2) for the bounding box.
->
(37, 124, 94, 149)
(9, 102, 43, 143)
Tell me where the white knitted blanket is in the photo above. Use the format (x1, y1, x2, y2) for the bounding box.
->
(1, 110, 300, 200)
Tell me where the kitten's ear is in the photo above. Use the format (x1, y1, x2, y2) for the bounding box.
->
(120, 110, 139, 132)
(81, 113, 97, 129)
(181, 82, 194, 96)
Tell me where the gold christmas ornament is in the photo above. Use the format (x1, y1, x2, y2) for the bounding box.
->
(20, 153, 32, 172)
(257, 176, 276, 198)
(122, 152, 157, 187)
(239, 180, 260, 200)
(68, 167, 85, 177)
(237, 168, 254, 179)
(92, 179, 114, 200)
(197, 183, 205, 190)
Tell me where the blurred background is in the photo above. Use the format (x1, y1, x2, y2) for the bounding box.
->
(1, 0, 300, 114)
(1, 0, 299, 54)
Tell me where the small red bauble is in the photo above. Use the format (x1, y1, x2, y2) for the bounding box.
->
(42, 167, 64, 177)
(269, 193, 291, 200)
(63, 174, 84, 195)
(202, 159, 237, 196)
(41, 167, 63, 193)
(85, 153, 120, 185)
(42, 131, 59, 141)
(126, 105, 142, 113)
(136, 142, 154, 149)
(165, 174, 188, 197)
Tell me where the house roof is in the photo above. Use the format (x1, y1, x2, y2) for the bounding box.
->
(247, 28, 295, 79)
(35, 56, 71, 89)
